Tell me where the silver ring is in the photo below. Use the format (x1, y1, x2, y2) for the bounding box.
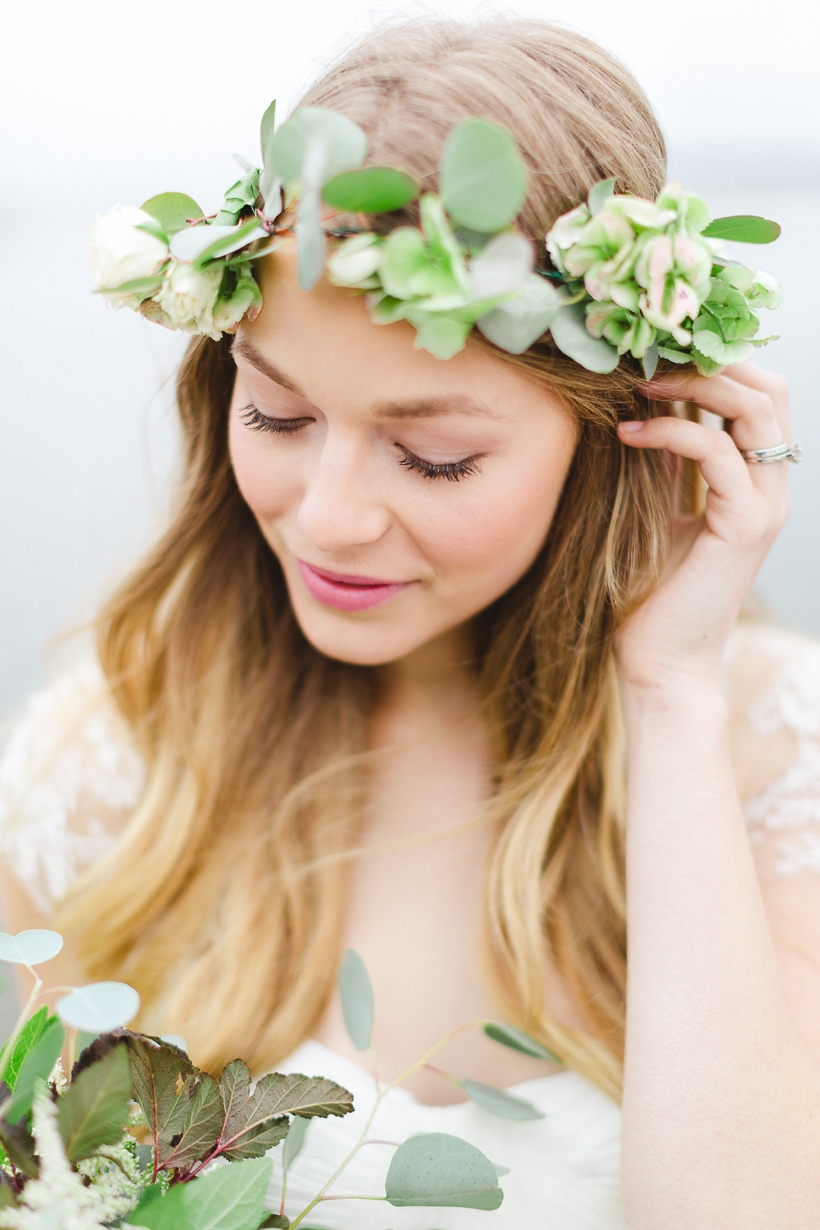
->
(741, 442, 802, 464)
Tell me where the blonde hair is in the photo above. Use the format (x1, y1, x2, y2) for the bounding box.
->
(59, 18, 672, 1100)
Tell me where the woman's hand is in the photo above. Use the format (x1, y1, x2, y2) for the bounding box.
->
(615, 361, 791, 697)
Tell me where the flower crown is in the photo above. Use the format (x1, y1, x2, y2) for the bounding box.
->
(90, 101, 782, 378)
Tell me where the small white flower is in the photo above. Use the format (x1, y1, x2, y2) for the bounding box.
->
(154, 260, 223, 336)
(89, 206, 168, 306)
(327, 233, 383, 287)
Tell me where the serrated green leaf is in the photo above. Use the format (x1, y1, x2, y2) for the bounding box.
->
(440, 119, 527, 233)
(588, 178, 616, 217)
(0, 1006, 50, 1091)
(550, 303, 620, 372)
(127, 1156, 273, 1230)
(5, 1019, 65, 1124)
(259, 1216, 289, 1228)
(270, 107, 367, 190)
(322, 167, 418, 214)
(482, 1022, 561, 1062)
(0, 931, 63, 967)
(160, 1072, 222, 1170)
(385, 1132, 503, 1210)
(241, 1071, 354, 1121)
(338, 949, 374, 1052)
(460, 1079, 544, 1121)
(56, 982, 140, 1033)
(125, 1034, 195, 1167)
(141, 193, 204, 235)
(702, 215, 781, 244)
(57, 1043, 130, 1162)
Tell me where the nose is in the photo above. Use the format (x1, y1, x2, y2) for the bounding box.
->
(296, 429, 391, 552)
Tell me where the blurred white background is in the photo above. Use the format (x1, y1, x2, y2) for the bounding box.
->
(1, 0, 819, 729)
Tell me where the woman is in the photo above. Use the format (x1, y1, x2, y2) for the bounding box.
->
(1, 17, 819, 1228)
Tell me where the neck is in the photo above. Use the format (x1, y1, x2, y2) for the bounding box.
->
(377, 623, 481, 722)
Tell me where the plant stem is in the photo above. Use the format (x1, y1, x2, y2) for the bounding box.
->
(288, 1020, 485, 1229)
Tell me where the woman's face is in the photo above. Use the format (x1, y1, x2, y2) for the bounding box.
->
(228, 249, 578, 666)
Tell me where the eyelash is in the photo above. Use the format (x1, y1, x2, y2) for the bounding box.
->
(238, 402, 481, 482)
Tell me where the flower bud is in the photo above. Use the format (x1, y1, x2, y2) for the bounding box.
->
(90, 205, 168, 306)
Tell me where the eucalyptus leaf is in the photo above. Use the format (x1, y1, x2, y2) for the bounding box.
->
(642, 341, 659, 380)
(283, 1113, 309, 1172)
(468, 231, 533, 300)
(295, 190, 326, 291)
(57, 1043, 131, 1162)
(322, 167, 418, 214)
(550, 303, 620, 373)
(270, 107, 367, 190)
(702, 215, 781, 244)
(126, 1156, 273, 1230)
(141, 193, 203, 235)
(588, 178, 616, 217)
(482, 1022, 561, 1062)
(493, 1163, 510, 1177)
(5, 1019, 65, 1124)
(0, 930, 63, 967)
(56, 982, 140, 1034)
(385, 1132, 503, 1210)
(260, 99, 277, 169)
(476, 274, 566, 354)
(170, 220, 266, 265)
(338, 949, 374, 1051)
(440, 119, 527, 233)
(460, 1079, 544, 1121)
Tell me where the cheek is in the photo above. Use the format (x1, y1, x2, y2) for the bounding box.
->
(228, 417, 298, 525)
(412, 450, 571, 589)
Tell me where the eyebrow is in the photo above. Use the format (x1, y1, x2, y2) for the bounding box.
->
(232, 336, 504, 421)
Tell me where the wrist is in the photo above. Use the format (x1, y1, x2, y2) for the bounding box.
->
(618, 673, 728, 723)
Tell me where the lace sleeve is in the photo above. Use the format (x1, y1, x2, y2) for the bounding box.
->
(0, 662, 145, 915)
(727, 624, 820, 878)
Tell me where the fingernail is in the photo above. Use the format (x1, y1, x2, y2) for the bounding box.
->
(619, 421, 644, 433)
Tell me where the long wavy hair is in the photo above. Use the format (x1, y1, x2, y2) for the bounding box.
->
(59, 17, 672, 1100)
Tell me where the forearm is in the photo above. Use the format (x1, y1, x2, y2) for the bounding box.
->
(620, 684, 820, 1229)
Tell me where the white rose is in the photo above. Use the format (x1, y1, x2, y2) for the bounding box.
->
(155, 260, 223, 334)
(90, 205, 168, 305)
(327, 233, 383, 288)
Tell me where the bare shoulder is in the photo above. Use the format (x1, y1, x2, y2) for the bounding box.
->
(0, 659, 144, 926)
(725, 618, 820, 1057)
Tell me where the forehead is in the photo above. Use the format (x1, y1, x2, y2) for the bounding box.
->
(239, 246, 569, 422)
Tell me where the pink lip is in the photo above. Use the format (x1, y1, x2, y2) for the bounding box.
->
(296, 560, 415, 612)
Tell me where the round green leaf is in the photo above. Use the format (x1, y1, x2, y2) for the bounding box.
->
(322, 167, 419, 214)
(56, 982, 140, 1033)
(468, 231, 533, 300)
(550, 303, 620, 373)
(483, 1021, 561, 1062)
(412, 314, 471, 360)
(283, 1112, 310, 1172)
(386, 1132, 503, 1210)
(702, 215, 781, 244)
(476, 274, 565, 354)
(169, 220, 266, 265)
(126, 1156, 273, 1230)
(338, 949, 373, 1052)
(270, 107, 367, 189)
(461, 1079, 544, 1121)
(588, 178, 616, 217)
(141, 193, 204, 235)
(0, 930, 63, 967)
(440, 119, 527, 233)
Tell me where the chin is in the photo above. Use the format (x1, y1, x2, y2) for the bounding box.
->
(299, 625, 426, 667)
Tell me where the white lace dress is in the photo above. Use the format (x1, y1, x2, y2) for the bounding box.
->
(1, 623, 818, 1229)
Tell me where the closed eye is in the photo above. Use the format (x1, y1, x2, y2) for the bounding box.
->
(240, 403, 314, 434)
(395, 443, 482, 482)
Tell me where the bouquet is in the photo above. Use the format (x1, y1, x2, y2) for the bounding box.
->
(0, 932, 556, 1228)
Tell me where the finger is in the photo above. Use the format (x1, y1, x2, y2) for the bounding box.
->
(640, 371, 782, 454)
(619, 417, 755, 508)
(718, 364, 792, 441)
